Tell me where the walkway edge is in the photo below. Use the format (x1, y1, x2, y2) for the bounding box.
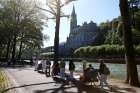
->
(4, 69, 27, 93)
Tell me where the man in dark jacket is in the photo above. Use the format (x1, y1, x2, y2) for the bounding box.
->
(69, 60, 75, 78)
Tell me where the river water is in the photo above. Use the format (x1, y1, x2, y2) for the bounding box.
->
(64, 62, 140, 80)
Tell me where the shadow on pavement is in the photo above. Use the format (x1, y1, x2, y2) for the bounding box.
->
(34, 79, 108, 93)
(109, 85, 136, 93)
(37, 70, 45, 74)
(1, 63, 34, 71)
(33, 78, 137, 93)
(2, 82, 55, 93)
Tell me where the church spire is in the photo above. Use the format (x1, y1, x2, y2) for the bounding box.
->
(70, 5, 77, 32)
(71, 5, 76, 16)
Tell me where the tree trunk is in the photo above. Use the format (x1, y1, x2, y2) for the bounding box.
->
(11, 33, 17, 65)
(119, 0, 139, 86)
(18, 40, 23, 60)
(5, 38, 11, 60)
(54, 0, 60, 64)
(125, 54, 130, 83)
(18, 33, 24, 60)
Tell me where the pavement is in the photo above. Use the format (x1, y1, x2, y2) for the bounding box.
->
(2, 66, 140, 93)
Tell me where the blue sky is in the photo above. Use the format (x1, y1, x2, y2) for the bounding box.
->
(42, 0, 120, 47)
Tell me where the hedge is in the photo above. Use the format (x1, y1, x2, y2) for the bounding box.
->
(74, 44, 129, 58)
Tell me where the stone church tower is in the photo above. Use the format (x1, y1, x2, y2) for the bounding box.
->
(70, 5, 77, 32)
(58, 5, 97, 57)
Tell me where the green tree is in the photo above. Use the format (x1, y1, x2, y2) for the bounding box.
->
(104, 18, 123, 45)
(0, 0, 45, 64)
(99, 20, 111, 31)
(17, 19, 44, 60)
(0, 2, 14, 59)
(104, 30, 122, 44)
(134, 10, 140, 31)
(119, 0, 139, 86)
(129, 0, 140, 30)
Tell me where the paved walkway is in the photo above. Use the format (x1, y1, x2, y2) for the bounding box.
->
(2, 66, 140, 93)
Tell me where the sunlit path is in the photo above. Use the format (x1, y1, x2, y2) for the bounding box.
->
(1, 66, 140, 93)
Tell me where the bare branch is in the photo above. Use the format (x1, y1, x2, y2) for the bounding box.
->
(36, 6, 56, 16)
(48, 5, 57, 15)
(61, 0, 77, 7)
(60, 15, 70, 18)
(47, 17, 56, 19)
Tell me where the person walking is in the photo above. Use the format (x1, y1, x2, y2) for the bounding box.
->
(59, 60, 66, 79)
(34, 59, 38, 71)
(52, 62, 60, 76)
(45, 60, 51, 77)
(99, 60, 110, 89)
(82, 60, 87, 71)
(69, 60, 75, 78)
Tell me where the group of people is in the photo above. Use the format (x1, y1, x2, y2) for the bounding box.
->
(52, 59, 110, 88)
(82, 60, 110, 89)
(52, 59, 75, 79)
(34, 59, 51, 77)
(34, 59, 75, 79)
(34, 59, 110, 89)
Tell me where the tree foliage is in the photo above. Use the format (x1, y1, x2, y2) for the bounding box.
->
(74, 44, 140, 58)
(74, 45, 125, 58)
(0, 0, 46, 61)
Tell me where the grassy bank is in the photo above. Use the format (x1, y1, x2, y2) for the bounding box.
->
(0, 70, 8, 93)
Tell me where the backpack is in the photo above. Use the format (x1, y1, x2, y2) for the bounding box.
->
(69, 63, 75, 70)
(104, 66, 110, 75)
(71, 63, 75, 70)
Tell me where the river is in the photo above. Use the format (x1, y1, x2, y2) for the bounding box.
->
(64, 61, 140, 80)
